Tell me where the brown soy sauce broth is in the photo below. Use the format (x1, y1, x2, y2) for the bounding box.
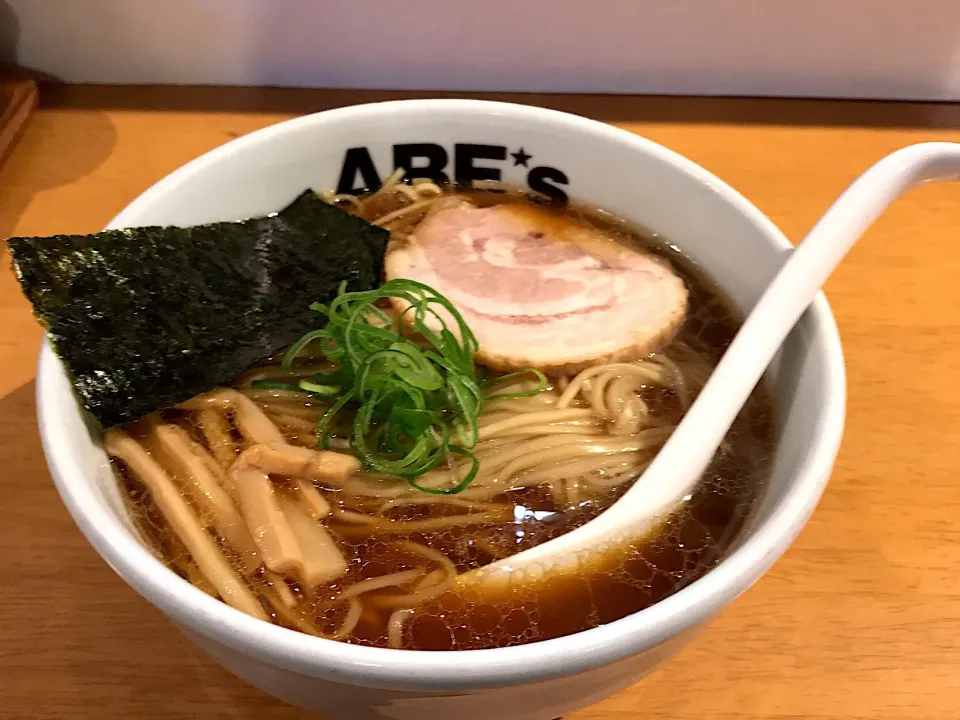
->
(325, 188, 776, 650)
(341, 443, 771, 651)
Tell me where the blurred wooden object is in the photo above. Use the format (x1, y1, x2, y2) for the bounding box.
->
(0, 70, 37, 167)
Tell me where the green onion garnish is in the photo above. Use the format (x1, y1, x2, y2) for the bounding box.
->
(298, 380, 340, 395)
(483, 368, 548, 400)
(250, 380, 304, 392)
(284, 279, 503, 494)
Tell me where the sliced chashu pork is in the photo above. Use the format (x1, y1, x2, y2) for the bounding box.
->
(384, 202, 688, 375)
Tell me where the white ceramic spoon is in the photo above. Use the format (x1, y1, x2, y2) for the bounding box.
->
(460, 141, 960, 591)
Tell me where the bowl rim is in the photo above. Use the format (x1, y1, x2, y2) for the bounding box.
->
(37, 98, 846, 692)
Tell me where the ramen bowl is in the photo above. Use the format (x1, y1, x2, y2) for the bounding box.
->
(37, 100, 845, 720)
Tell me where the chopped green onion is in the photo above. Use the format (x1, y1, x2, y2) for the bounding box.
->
(251, 380, 305, 392)
(407, 446, 480, 495)
(484, 368, 548, 399)
(298, 380, 340, 395)
(285, 279, 543, 494)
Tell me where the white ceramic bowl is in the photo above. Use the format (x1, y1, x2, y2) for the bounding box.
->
(37, 100, 845, 720)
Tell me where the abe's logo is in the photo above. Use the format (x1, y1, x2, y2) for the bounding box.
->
(335, 143, 570, 205)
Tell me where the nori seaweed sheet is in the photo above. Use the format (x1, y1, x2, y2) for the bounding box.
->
(7, 191, 389, 427)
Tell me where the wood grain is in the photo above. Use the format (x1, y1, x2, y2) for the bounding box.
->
(1, 86, 959, 720)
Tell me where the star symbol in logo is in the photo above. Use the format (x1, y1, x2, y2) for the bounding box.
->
(511, 147, 533, 167)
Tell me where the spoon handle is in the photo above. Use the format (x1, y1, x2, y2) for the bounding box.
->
(625, 142, 960, 516)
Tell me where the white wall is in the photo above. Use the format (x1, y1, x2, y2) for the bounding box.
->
(4, 0, 960, 100)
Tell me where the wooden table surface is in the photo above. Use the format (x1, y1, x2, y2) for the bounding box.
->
(1, 86, 959, 720)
